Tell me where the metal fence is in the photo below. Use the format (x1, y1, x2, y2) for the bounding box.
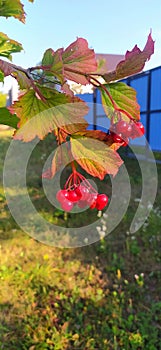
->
(77, 65, 161, 155)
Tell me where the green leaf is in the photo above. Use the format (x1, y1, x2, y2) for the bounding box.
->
(0, 32, 23, 60)
(0, 0, 26, 23)
(9, 87, 88, 141)
(0, 69, 4, 82)
(0, 107, 19, 129)
(100, 82, 140, 122)
(104, 32, 154, 83)
(71, 136, 123, 180)
(42, 48, 64, 83)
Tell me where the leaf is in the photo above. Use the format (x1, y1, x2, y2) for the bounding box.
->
(100, 82, 140, 122)
(62, 38, 97, 84)
(51, 144, 71, 177)
(0, 0, 26, 23)
(0, 32, 23, 60)
(61, 82, 74, 97)
(9, 87, 88, 141)
(42, 48, 64, 83)
(0, 70, 4, 82)
(0, 107, 19, 129)
(12, 70, 32, 89)
(54, 128, 68, 144)
(0, 59, 31, 89)
(71, 136, 123, 180)
(104, 32, 155, 83)
(73, 130, 123, 151)
(0, 59, 13, 75)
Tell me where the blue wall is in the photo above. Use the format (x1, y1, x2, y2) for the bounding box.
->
(77, 66, 161, 152)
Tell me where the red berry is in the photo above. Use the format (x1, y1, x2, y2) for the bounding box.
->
(67, 190, 80, 202)
(126, 124, 133, 137)
(79, 185, 89, 201)
(90, 200, 97, 209)
(132, 122, 145, 138)
(116, 120, 128, 135)
(112, 133, 124, 143)
(56, 189, 69, 203)
(87, 193, 98, 207)
(61, 199, 73, 212)
(122, 138, 129, 147)
(96, 194, 108, 210)
(74, 187, 82, 200)
(135, 122, 145, 135)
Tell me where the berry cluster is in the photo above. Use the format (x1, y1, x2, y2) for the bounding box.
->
(56, 171, 108, 212)
(110, 119, 145, 146)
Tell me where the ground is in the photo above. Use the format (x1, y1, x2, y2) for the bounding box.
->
(0, 130, 161, 350)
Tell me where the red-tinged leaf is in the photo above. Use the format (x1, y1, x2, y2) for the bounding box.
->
(72, 130, 123, 151)
(0, 33, 23, 61)
(104, 32, 155, 83)
(11, 70, 32, 89)
(61, 82, 74, 97)
(0, 0, 26, 23)
(10, 87, 88, 141)
(100, 82, 140, 122)
(42, 48, 64, 83)
(54, 128, 68, 144)
(51, 144, 71, 177)
(0, 59, 13, 76)
(62, 38, 97, 85)
(71, 136, 123, 180)
(0, 59, 31, 89)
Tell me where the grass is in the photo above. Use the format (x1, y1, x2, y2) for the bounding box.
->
(0, 131, 161, 349)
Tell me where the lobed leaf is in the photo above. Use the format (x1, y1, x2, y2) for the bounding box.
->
(62, 38, 97, 84)
(100, 82, 140, 122)
(9, 87, 88, 141)
(104, 32, 155, 83)
(42, 48, 64, 83)
(0, 59, 31, 89)
(71, 136, 123, 180)
(0, 32, 23, 60)
(73, 130, 123, 151)
(0, 0, 26, 23)
(0, 107, 19, 129)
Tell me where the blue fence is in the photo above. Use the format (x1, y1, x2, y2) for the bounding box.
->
(77, 65, 161, 152)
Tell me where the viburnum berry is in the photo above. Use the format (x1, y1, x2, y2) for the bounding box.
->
(56, 170, 109, 212)
(96, 194, 108, 210)
(116, 120, 129, 135)
(78, 185, 89, 201)
(88, 193, 98, 209)
(67, 189, 80, 202)
(112, 133, 124, 143)
(125, 124, 133, 137)
(132, 121, 145, 137)
(56, 189, 69, 202)
(61, 199, 74, 212)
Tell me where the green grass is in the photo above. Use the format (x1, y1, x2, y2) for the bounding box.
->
(0, 131, 161, 349)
